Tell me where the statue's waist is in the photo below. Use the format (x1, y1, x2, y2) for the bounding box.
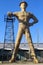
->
(19, 21, 29, 26)
(19, 23, 29, 29)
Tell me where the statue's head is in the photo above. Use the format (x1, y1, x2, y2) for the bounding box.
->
(19, 1, 28, 9)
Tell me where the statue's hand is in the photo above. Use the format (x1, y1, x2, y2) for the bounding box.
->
(7, 12, 13, 17)
(28, 23, 34, 27)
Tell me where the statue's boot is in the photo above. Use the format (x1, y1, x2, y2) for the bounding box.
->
(31, 53, 38, 63)
(31, 52, 38, 63)
(33, 57, 38, 63)
(9, 55, 16, 63)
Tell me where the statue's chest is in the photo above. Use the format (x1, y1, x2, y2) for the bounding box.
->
(18, 13, 29, 21)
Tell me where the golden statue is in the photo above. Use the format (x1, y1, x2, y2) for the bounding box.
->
(8, 1, 38, 63)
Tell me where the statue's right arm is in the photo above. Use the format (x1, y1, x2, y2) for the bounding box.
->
(7, 12, 18, 17)
(13, 12, 18, 17)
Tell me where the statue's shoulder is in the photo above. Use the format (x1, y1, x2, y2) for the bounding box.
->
(27, 12, 33, 16)
(27, 12, 32, 14)
(26, 12, 31, 16)
(13, 11, 18, 14)
(29, 12, 33, 15)
(13, 11, 21, 16)
(15, 11, 21, 15)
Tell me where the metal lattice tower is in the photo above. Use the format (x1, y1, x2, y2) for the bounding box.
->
(4, 15, 15, 50)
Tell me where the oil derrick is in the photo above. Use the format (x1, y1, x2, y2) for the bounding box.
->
(4, 15, 15, 50)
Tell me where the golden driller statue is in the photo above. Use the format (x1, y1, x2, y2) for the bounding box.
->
(8, 1, 38, 63)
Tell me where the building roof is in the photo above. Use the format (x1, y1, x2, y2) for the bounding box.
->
(19, 43, 43, 50)
(0, 43, 43, 50)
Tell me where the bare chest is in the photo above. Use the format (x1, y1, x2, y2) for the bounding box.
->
(17, 12, 30, 21)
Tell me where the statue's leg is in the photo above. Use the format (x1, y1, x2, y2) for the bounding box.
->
(9, 27, 23, 62)
(25, 28, 38, 63)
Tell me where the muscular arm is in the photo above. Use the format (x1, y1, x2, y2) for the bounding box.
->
(29, 13, 38, 26)
(7, 12, 18, 17)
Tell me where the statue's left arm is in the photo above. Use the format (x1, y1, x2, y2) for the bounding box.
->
(29, 13, 38, 26)
(7, 12, 18, 17)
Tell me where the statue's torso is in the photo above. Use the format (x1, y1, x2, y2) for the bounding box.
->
(16, 11, 30, 22)
(15, 11, 31, 29)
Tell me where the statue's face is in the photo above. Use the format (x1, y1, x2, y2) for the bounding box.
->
(20, 3, 27, 9)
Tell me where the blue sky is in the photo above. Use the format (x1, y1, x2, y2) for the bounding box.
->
(0, 0, 43, 43)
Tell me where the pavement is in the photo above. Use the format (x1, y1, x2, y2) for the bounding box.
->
(0, 61, 43, 65)
(0, 63, 43, 65)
